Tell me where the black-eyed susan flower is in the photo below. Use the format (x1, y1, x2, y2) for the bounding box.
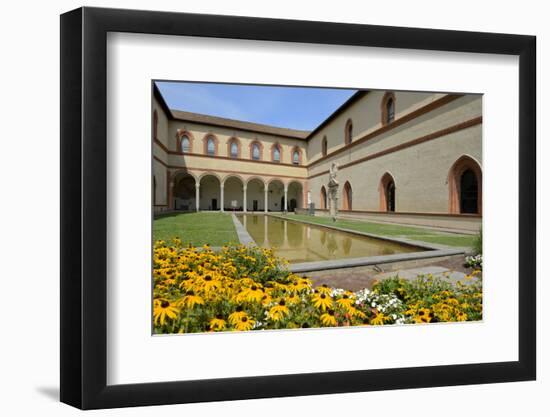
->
(268, 299, 290, 321)
(234, 315, 255, 331)
(178, 291, 205, 309)
(209, 314, 227, 331)
(370, 311, 388, 325)
(228, 306, 247, 325)
(320, 309, 337, 326)
(312, 292, 332, 311)
(153, 299, 179, 325)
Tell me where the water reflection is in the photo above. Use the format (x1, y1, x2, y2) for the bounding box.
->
(236, 214, 421, 264)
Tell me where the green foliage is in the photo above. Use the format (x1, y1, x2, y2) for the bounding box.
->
(473, 227, 482, 255)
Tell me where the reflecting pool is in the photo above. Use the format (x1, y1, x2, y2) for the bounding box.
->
(236, 214, 423, 264)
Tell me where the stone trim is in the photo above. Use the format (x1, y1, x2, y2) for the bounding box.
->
(231, 214, 257, 246)
(227, 136, 241, 159)
(448, 155, 483, 215)
(308, 94, 463, 167)
(291, 146, 303, 165)
(308, 116, 482, 180)
(271, 142, 282, 163)
(175, 129, 195, 153)
(379, 172, 396, 212)
(202, 133, 219, 156)
(342, 181, 352, 210)
(249, 140, 264, 161)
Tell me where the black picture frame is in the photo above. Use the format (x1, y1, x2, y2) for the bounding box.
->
(60, 6, 536, 410)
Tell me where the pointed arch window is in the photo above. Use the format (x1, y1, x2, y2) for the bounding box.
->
(206, 136, 216, 155)
(343, 181, 353, 210)
(181, 135, 190, 153)
(345, 119, 353, 145)
(381, 92, 396, 125)
(251, 143, 261, 160)
(273, 145, 281, 162)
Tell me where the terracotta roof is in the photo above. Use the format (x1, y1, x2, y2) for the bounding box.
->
(169, 109, 311, 140)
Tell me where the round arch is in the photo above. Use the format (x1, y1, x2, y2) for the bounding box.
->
(379, 172, 396, 212)
(249, 140, 263, 161)
(448, 155, 482, 214)
(342, 181, 353, 210)
(199, 174, 221, 211)
(267, 179, 285, 212)
(246, 177, 266, 212)
(172, 171, 197, 211)
(287, 181, 304, 212)
(223, 175, 245, 211)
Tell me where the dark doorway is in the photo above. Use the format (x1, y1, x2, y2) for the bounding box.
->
(280, 196, 285, 212)
(289, 198, 297, 212)
(460, 169, 478, 214)
(253, 200, 258, 211)
(386, 182, 395, 212)
(211, 198, 218, 211)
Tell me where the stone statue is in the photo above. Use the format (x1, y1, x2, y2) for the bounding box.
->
(327, 162, 339, 219)
(328, 162, 339, 187)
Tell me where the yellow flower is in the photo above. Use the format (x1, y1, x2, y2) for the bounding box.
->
(228, 307, 247, 325)
(456, 311, 468, 321)
(153, 299, 179, 325)
(336, 294, 355, 309)
(209, 315, 226, 331)
(370, 312, 388, 325)
(178, 291, 205, 309)
(316, 284, 332, 296)
(312, 292, 332, 311)
(236, 285, 264, 303)
(320, 309, 337, 326)
(268, 299, 290, 321)
(413, 308, 432, 323)
(234, 315, 255, 331)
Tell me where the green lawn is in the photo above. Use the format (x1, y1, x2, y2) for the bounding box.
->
(153, 212, 239, 247)
(282, 214, 477, 248)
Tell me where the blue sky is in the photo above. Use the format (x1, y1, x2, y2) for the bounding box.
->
(155, 81, 357, 131)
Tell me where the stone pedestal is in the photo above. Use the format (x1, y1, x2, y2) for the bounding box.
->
(328, 183, 339, 218)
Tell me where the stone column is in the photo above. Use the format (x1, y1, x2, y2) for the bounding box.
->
(283, 185, 288, 213)
(264, 187, 268, 213)
(243, 185, 247, 212)
(220, 184, 224, 212)
(195, 182, 200, 212)
(263, 214, 269, 245)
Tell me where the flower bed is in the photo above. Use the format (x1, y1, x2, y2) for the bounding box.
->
(153, 239, 482, 333)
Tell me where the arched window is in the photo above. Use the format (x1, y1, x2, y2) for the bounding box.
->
(251, 142, 261, 160)
(227, 138, 240, 158)
(230, 142, 238, 157)
(291, 147, 301, 165)
(448, 155, 482, 214)
(342, 181, 352, 210)
(322, 136, 328, 156)
(206, 136, 216, 155)
(320, 186, 327, 210)
(153, 110, 158, 139)
(345, 119, 353, 145)
(381, 92, 396, 125)
(386, 98, 395, 124)
(181, 135, 190, 153)
(379, 173, 396, 212)
(272, 144, 281, 162)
